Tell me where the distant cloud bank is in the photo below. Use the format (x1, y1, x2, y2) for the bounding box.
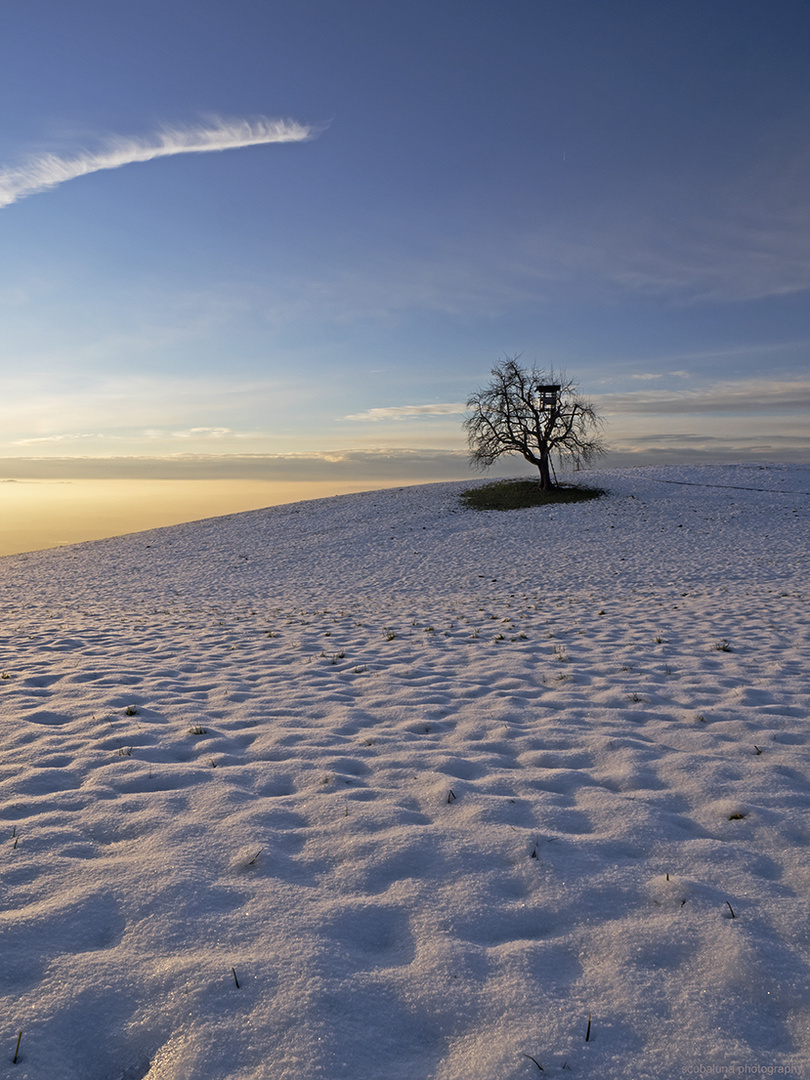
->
(597, 378, 810, 416)
(0, 116, 315, 208)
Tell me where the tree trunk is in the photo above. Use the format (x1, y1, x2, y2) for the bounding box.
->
(537, 451, 554, 490)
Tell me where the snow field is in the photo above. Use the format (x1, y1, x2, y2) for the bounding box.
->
(0, 464, 808, 1079)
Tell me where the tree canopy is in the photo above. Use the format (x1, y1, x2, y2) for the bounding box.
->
(464, 356, 606, 489)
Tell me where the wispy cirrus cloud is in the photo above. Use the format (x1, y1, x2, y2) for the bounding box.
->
(11, 432, 106, 446)
(146, 426, 235, 441)
(0, 115, 316, 208)
(343, 403, 466, 422)
(629, 371, 691, 381)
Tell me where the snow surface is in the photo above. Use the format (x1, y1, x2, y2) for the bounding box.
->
(0, 463, 808, 1080)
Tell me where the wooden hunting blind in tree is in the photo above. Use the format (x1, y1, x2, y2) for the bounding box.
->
(536, 384, 561, 410)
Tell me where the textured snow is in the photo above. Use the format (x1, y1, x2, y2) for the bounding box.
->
(0, 463, 808, 1079)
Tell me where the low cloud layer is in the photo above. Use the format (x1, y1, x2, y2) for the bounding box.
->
(4, 428, 810, 484)
(0, 116, 315, 208)
(0, 448, 474, 481)
(597, 378, 810, 417)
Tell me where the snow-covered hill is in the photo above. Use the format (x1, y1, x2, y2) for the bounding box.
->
(1, 464, 808, 1079)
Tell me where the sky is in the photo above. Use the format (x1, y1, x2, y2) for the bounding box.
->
(1, 0, 810, 492)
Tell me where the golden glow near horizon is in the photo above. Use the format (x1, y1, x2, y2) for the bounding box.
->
(0, 478, 406, 558)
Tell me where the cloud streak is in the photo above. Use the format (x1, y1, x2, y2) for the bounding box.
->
(0, 116, 315, 208)
(343, 403, 466, 422)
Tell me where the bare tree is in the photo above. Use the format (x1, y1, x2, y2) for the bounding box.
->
(464, 356, 606, 490)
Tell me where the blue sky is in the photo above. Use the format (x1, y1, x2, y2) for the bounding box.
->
(1, 0, 809, 483)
